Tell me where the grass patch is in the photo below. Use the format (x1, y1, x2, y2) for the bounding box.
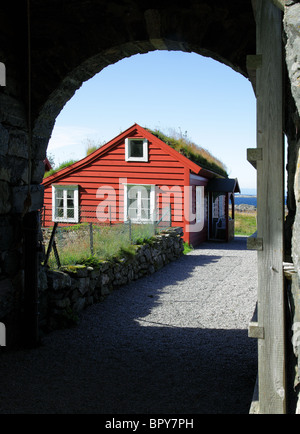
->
(46, 223, 157, 269)
(147, 128, 228, 178)
(183, 242, 194, 254)
(234, 211, 257, 236)
(44, 159, 78, 178)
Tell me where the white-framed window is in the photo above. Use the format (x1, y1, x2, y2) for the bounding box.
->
(124, 184, 155, 223)
(125, 138, 148, 162)
(52, 185, 79, 223)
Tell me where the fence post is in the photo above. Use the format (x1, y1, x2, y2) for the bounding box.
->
(53, 241, 61, 268)
(89, 222, 94, 255)
(44, 222, 59, 266)
(129, 218, 132, 244)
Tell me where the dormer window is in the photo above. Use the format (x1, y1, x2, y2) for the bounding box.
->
(125, 138, 148, 162)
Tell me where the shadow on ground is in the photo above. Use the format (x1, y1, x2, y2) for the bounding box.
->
(0, 236, 257, 414)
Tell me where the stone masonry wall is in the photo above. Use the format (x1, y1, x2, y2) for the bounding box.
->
(38, 227, 184, 332)
(284, 2, 300, 413)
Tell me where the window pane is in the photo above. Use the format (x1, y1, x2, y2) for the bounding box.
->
(128, 207, 138, 219)
(140, 186, 150, 199)
(141, 207, 150, 220)
(129, 140, 144, 158)
(56, 198, 63, 208)
(141, 198, 150, 219)
(57, 208, 64, 218)
(67, 190, 74, 199)
(127, 185, 153, 221)
(141, 198, 150, 208)
(67, 199, 74, 208)
(67, 208, 74, 218)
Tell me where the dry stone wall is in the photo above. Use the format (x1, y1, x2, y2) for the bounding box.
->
(38, 227, 184, 331)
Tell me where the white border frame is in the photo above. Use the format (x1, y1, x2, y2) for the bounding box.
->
(52, 184, 79, 223)
(123, 184, 155, 223)
(125, 138, 148, 162)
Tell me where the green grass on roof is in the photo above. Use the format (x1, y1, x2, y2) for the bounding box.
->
(44, 159, 77, 179)
(44, 128, 228, 180)
(148, 128, 228, 178)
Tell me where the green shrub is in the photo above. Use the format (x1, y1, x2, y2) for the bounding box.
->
(183, 242, 193, 254)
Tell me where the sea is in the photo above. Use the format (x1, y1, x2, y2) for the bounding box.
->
(235, 195, 257, 207)
(235, 194, 287, 207)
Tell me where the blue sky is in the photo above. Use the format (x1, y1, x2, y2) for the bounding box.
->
(47, 51, 257, 193)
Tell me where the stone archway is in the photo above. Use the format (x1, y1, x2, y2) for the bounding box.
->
(0, 1, 257, 348)
(2, 0, 300, 414)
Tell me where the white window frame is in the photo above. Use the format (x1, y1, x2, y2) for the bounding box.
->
(124, 184, 155, 223)
(52, 185, 79, 223)
(196, 186, 204, 223)
(125, 138, 148, 162)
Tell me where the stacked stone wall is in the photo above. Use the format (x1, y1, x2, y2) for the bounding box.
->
(37, 227, 184, 332)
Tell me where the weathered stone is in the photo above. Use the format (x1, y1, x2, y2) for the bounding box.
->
(47, 270, 71, 291)
(0, 181, 11, 215)
(78, 277, 90, 295)
(11, 185, 44, 214)
(99, 261, 111, 273)
(73, 297, 86, 313)
(32, 160, 46, 184)
(0, 94, 27, 129)
(0, 124, 9, 156)
(7, 130, 28, 159)
(37, 228, 184, 332)
(1, 250, 21, 276)
(101, 273, 110, 286)
(285, 4, 300, 117)
(55, 298, 71, 309)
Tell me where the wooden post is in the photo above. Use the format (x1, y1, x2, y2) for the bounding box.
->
(255, 0, 286, 413)
(89, 222, 94, 256)
(44, 222, 59, 267)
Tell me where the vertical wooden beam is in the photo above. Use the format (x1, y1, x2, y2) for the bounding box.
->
(256, 0, 285, 414)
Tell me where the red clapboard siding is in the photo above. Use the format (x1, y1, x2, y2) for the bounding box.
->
(42, 124, 214, 246)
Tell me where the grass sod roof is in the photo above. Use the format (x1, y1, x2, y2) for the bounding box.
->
(44, 126, 228, 179)
(147, 128, 228, 178)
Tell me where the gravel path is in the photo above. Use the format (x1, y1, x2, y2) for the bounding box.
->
(0, 236, 258, 414)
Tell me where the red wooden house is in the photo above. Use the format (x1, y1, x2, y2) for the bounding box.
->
(42, 124, 240, 245)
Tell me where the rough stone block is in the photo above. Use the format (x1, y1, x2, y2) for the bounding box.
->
(0, 124, 9, 156)
(78, 277, 90, 295)
(101, 273, 110, 286)
(284, 4, 300, 116)
(55, 298, 71, 309)
(7, 130, 28, 159)
(47, 270, 71, 291)
(73, 297, 86, 313)
(0, 181, 11, 214)
(1, 250, 21, 276)
(11, 184, 44, 213)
